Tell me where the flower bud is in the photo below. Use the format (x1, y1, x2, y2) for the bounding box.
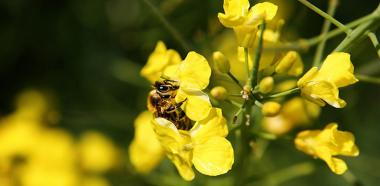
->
(210, 86, 228, 100)
(259, 76, 274, 94)
(213, 51, 230, 74)
(262, 101, 281, 117)
(275, 51, 303, 76)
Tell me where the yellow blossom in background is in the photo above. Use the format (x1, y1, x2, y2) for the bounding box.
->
(129, 111, 164, 173)
(275, 51, 304, 76)
(78, 131, 119, 173)
(151, 108, 234, 181)
(29, 129, 76, 170)
(262, 97, 320, 135)
(20, 165, 79, 186)
(0, 89, 120, 186)
(297, 52, 358, 108)
(82, 176, 111, 186)
(140, 41, 182, 83)
(261, 101, 281, 117)
(165, 51, 212, 121)
(218, 0, 278, 47)
(295, 123, 359, 174)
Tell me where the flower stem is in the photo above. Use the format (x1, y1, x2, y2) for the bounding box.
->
(367, 32, 380, 58)
(265, 13, 376, 52)
(356, 74, 380, 84)
(265, 88, 300, 99)
(313, 0, 338, 67)
(244, 48, 250, 79)
(249, 22, 266, 88)
(245, 161, 315, 185)
(141, 0, 192, 52)
(227, 72, 244, 89)
(297, 0, 351, 34)
(334, 3, 380, 52)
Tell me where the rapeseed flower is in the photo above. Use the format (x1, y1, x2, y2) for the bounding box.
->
(218, 0, 278, 47)
(151, 108, 234, 181)
(129, 111, 164, 173)
(297, 52, 358, 108)
(262, 97, 320, 135)
(140, 41, 182, 83)
(295, 123, 359, 174)
(165, 51, 212, 121)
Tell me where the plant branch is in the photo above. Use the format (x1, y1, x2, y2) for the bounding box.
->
(141, 0, 192, 52)
(297, 0, 351, 34)
(313, 0, 338, 67)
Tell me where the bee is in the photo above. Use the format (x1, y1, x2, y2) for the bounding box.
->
(147, 79, 192, 130)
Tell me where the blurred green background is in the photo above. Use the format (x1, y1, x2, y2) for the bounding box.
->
(0, 0, 380, 185)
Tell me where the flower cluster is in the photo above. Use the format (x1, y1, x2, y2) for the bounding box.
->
(0, 90, 120, 186)
(130, 0, 363, 182)
(130, 41, 234, 181)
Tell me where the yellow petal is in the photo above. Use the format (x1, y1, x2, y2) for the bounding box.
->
(294, 123, 359, 175)
(176, 88, 212, 121)
(140, 41, 181, 82)
(162, 64, 180, 80)
(190, 108, 228, 143)
(233, 25, 257, 47)
(179, 52, 211, 90)
(297, 67, 318, 87)
(192, 136, 234, 176)
(218, 0, 250, 27)
(129, 111, 164, 174)
(275, 51, 303, 76)
(151, 118, 195, 180)
(301, 81, 346, 108)
(248, 2, 278, 23)
(322, 123, 359, 157)
(318, 52, 358, 87)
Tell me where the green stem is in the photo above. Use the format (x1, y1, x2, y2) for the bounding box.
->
(265, 13, 377, 52)
(356, 74, 380, 84)
(313, 0, 338, 67)
(141, 0, 191, 52)
(244, 48, 250, 79)
(334, 3, 380, 52)
(265, 88, 300, 99)
(245, 162, 315, 185)
(342, 170, 364, 186)
(249, 22, 266, 88)
(367, 32, 380, 58)
(297, 0, 351, 34)
(227, 72, 244, 89)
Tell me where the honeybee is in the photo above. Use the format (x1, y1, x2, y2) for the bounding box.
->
(147, 79, 192, 130)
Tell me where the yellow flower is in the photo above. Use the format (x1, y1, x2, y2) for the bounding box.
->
(140, 41, 182, 83)
(297, 52, 358, 108)
(218, 1, 278, 47)
(78, 131, 119, 173)
(82, 176, 110, 186)
(166, 52, 212, 121)
(275, 51, 304, 76)
(129, 111, 164, 173)
(262, 97, 320, 135)
(261, 101, 281, 117)
(294, 123, 359, 174)
(151, 108, 234, 181)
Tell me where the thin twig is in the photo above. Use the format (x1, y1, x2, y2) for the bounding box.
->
(141, 0, 192, 52)
(297, 0, 351, 34)
(313, 0, 339, 67)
